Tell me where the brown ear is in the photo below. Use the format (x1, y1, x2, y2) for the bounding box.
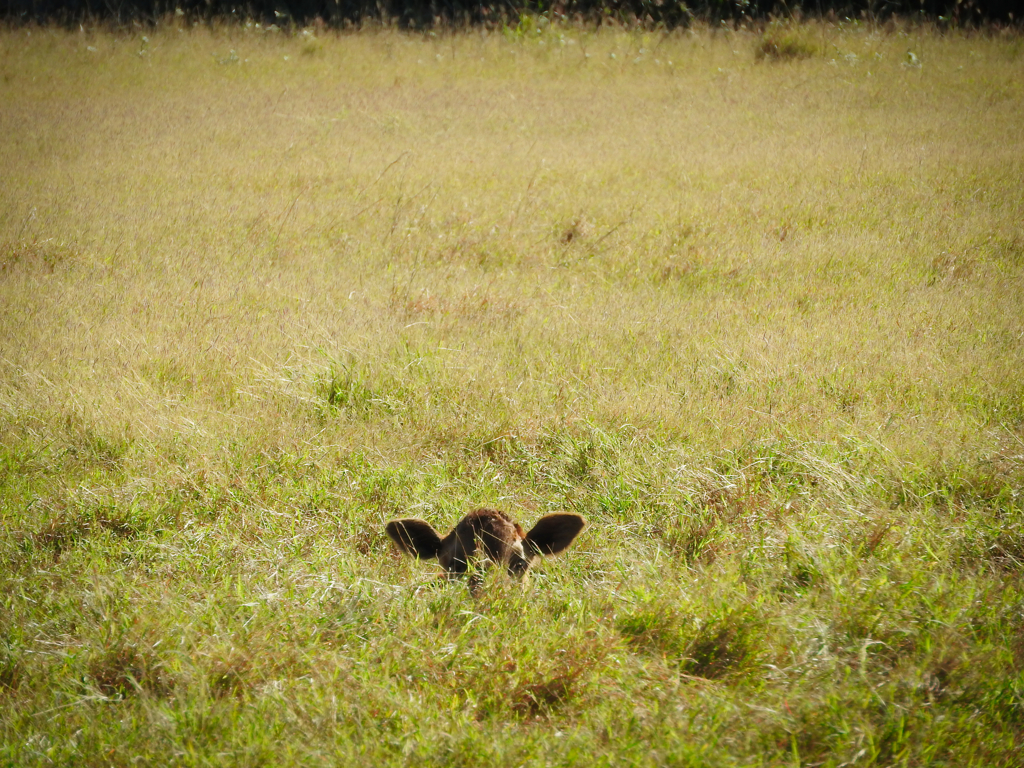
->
(525, 513, 586, 556)
(385, 519, 443, 559)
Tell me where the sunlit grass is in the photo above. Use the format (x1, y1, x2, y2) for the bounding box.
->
(1, 18, 1023, 766)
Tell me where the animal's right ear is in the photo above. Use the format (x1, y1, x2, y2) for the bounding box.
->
(525, 513, 586, 556)
(385, 519, 443, 559)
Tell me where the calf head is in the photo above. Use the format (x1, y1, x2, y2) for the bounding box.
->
(385, 508, 585, 590)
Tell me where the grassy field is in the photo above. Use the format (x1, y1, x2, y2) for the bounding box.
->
(1, 17, 1023, 766)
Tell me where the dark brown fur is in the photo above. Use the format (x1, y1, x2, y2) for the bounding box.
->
(385, 508, 586, 591)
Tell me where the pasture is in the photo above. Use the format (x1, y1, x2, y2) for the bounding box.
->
(1, 18, 1023, 766)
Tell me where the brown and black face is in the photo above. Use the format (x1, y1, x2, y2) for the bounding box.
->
(385, 509, 586, 588)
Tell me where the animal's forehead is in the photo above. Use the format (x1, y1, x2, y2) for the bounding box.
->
(453, 508, 522, 534)
(461, 507, 515, 524)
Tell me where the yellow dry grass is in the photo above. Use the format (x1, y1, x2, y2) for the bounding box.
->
(2, 21, 1024, 767)
(1, 21, 1022, 480)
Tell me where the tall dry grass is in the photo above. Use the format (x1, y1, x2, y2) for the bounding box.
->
(1, 19, 1023, 767)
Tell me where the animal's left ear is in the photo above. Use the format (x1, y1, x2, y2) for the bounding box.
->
(385, 519, 444, 559)
(525, 513, 586, 556)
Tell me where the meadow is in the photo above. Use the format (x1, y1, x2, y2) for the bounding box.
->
(1, 16, 1023, 766)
